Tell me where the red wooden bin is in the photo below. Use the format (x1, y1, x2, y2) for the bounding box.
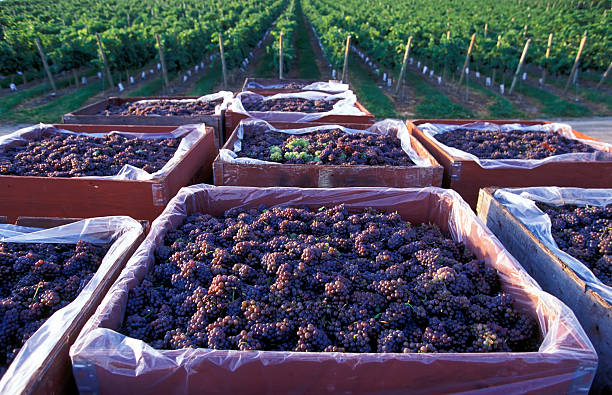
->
(0, 123, 216, 223)
(224, 91, 375, 143)
(408, 119, 612, 208)
(70, 185, 597, 394)
(214, 120, 443, 188)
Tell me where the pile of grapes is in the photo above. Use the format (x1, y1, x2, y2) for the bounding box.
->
(120, 205, 540, 354)
(0, 241, 109, 377)
(537, 202, 612, 285)
(0, 133, 181, 177)
(241, 97, 339, 112)
(434, 129, 596, 159)
(101, 99, 223, 116)
(237, 128, 414, 166)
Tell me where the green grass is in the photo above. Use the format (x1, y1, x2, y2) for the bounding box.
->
(347, 57, 397, 118)
(468, 81, 525, 119)
(6, 82, 103, 123)
(295, 2, 321, 79)
(581, 87, 612, 113)
(517, 82, 591, 117)
(125, 76, 163, 97)
(0, 79, 72, 116)
(403, 72, 473, 119)
(188, 63, 222, 96)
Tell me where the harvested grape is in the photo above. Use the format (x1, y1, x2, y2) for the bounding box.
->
(434, 129, 596, 159)
(241, 96, 339, 112)
(0, 241, 109, 377)
(236, 128, 414, 166)
(120, 205, 540, 354)
(101, 99, 223, 116)
(0, 133, 181, 177)
(537, 202, 612, 286)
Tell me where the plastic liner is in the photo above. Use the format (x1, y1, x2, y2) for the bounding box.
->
(71, 185, 597, 394)
(0, 216, 143, 395)
(494, 187, 612, 304)
(301, 81, 349, 92)
(127, 91, 234, 116)
(417, 122, 612, 169)
(228, 90, 366, 123)
(219, 118, 431, 167)
(0, 123, 208, 181)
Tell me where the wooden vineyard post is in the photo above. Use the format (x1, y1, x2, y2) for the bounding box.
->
(394, 36, 413, 95)
(34, 38, 57, 94)
(596, 61, 612, 89)
(219, 33, 228, 89)
(540, 33, 553, 85)
(72, 69, 79, 87)
(458, 33, 476, 85)
(21, 72, 27, 85)
(484, 23, 488, 38)
(95, 33, 114, 88)
(564, 33, 587, 92)
(509, 38, 531, 94)
(279, 32, 284, 80)
(155, 34, 170, 93)
(342, 35, 351, 83)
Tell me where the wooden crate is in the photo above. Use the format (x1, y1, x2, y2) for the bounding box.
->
(0, 123, 216, 223)
(408, 119, 612, 208)
(477, 187, 611, 393)
(62, 96, 225, 149)
(224, 95, 375, 143)
(70, 186, 596, 394)
(0, 216, 145, 395)
(214, 121, 443, 187)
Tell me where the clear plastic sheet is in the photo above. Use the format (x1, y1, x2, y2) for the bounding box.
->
(494, 187, 612, 303)
(417, 122, 612, 169)
(218, 118, 431, 167)
(0, 216, 143, 395)
(71, 185, 597, 394)
(301, 81, 349, 92)
(128, 91, 234, 116)
(0, 123, 208, 181)
(228, 90, 366, 123)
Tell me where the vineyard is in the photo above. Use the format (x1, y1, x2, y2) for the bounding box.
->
(0, 0, 611, 122)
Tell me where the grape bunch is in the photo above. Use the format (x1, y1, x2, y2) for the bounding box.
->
(119, 205, 540, 354)
(537, 202, 612, 286)
(241, 96, 339, 113)
(0, 133, 181, 177)
(237, 128, 414, 166)
(435, 128, 596, 159)
(0, 240, 109, 377)
(102, 99, 223, 116)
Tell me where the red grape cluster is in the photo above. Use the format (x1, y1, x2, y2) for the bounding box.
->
(119, 205, 540, 354)
(241, 96, 339, 112)
(102, 99, 223, 116)
(538, 202, 612, 285)
(435, 129, 595, 159)
(0, 133, 181, 177)
(237, 128, 414, 166)
(0, 241, 109, 377)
